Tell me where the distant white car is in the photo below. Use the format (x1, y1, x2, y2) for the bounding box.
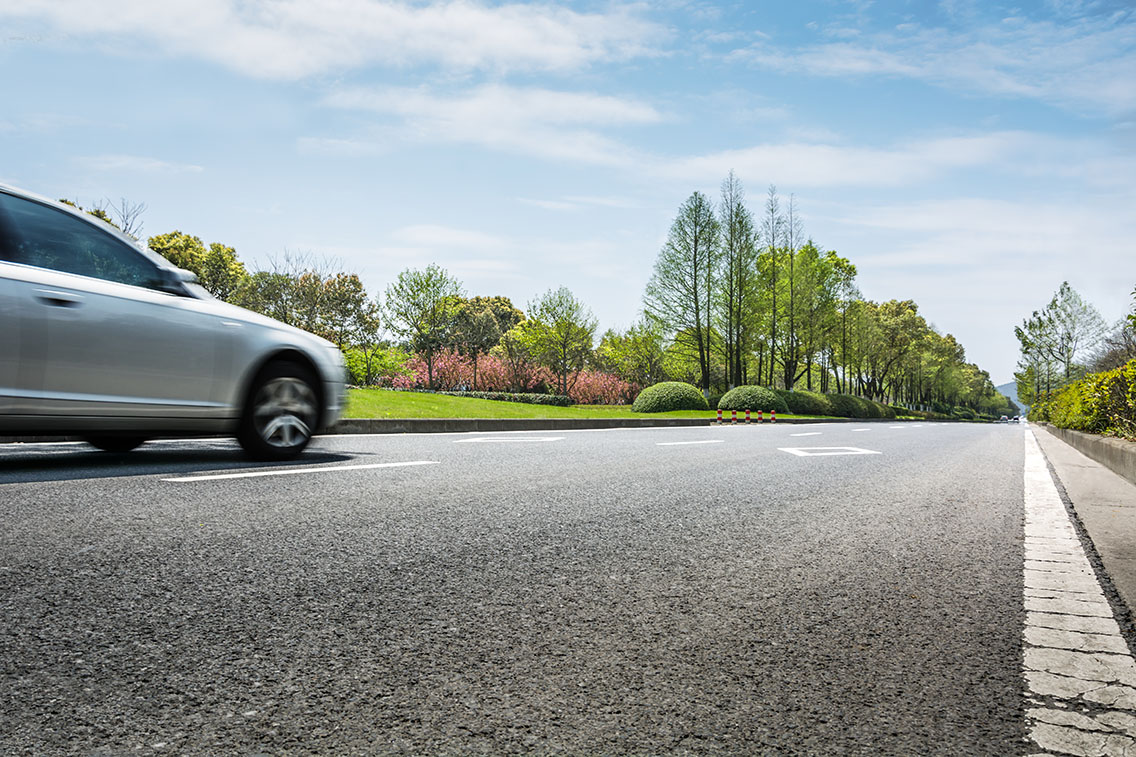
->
(0, 184, 346, 459)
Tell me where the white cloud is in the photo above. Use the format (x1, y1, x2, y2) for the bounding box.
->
(78, 154, 204, 174)
(735, 11, 1136, 114)
(295, 137, 390, 157)
(1, 0, 664, 79)
(518, 198, 579, 211)
(324, 84, 660, 165)
(518, 195, 641, 212)
(658, 132, 1038, 187)
(392, 224, 507, 250)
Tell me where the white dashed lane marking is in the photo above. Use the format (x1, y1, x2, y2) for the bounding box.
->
(453, 437, 564, 444)
(656, 440, 724, 446)
(790, 432, 822, 437)
(778, 447, 880, 457)
(163, 461, 440, 482)
(1022, 428, 1136, 754)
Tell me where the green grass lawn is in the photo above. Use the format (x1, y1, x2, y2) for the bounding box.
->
(345, 388, 806, 420)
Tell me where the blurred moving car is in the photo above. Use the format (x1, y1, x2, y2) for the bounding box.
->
(0, 184, 345, 459)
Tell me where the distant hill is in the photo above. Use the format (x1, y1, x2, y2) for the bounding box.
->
(996, 381, 1027, 413)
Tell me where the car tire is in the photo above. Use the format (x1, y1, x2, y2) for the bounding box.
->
(238, 360, 320, 461)
(84, 435, 147, 453)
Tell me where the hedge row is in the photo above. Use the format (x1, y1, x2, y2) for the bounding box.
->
(631, 382, 898, 419)
(437, 391, 574, 407)
(1030, 359, 1136, 439)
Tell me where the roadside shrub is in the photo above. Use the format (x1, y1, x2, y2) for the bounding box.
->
(782, 389, 835, 416)
(632, 382, 709, 413)
(951, 407, 977, 420)
(827, 393, 878, 419)
(438, 391, 572, 407)
(872, 401, 897, 419)
(718, 385, 789, 414)
(1035, 359, 1136, 438)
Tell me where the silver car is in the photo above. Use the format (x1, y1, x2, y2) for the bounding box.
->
(0, 184, 346, 460)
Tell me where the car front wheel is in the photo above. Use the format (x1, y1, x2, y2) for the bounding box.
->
(238, 361, 319, 461)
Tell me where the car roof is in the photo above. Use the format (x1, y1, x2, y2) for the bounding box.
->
(0, 182, 174, 270)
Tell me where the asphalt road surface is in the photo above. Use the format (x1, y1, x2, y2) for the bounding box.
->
(1, 422, 1038, 754)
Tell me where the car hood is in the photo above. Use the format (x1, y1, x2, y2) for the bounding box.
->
(194, 294, 339, 353)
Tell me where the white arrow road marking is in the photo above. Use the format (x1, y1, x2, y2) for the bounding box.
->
(453, 437, 564, 444)
(163, 460, 439, 482)
(778, 447, 881, 457)
(656, 440, 724, 446)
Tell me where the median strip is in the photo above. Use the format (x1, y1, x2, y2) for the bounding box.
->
(162, 461, 439, 482)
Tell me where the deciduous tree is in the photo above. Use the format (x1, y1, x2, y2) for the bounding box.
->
(644, 191, 720, 394)
(384, 264, 464, 389)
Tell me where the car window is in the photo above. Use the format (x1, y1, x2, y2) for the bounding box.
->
(0, 192, 164, 290)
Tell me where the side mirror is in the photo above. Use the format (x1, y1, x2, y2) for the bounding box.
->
(173, 267, 199, 284)
(155, 266, 198, 295)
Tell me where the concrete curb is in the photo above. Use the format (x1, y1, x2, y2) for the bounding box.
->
(328, 416, 961, 434)
(1038, 423, 1136, 489)
(0, 415, 945, 444)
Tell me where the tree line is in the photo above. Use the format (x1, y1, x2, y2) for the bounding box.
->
(1015, 282, 1136, 407)
(641, 174, 1014, 415)
(65, 187, 1014, 413)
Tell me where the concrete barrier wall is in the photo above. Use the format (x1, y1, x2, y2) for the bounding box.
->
(1041, 424, 1136, 489)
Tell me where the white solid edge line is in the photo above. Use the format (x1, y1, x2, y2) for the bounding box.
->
(657, 440, 725, 446)
(163, 460, 439, 482)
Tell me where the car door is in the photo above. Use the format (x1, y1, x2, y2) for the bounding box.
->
(0, 270, 26, 415)
(0, 198, 41, 417)
(0, 191, 227, 421)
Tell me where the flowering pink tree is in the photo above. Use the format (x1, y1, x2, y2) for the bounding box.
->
(387, 350, 632, 403)
(567, 370, 638, 405)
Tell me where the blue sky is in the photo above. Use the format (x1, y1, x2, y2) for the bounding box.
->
(2, 0, 1134, 385)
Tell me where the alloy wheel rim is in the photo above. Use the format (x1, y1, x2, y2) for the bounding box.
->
(253, 377, 316, 448)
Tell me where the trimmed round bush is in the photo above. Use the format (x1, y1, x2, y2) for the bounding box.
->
(632, 382, 709, 413)
(718, 385, 789, 414)
(827, 393, 878, 419)
(782, 389, 835, 416)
